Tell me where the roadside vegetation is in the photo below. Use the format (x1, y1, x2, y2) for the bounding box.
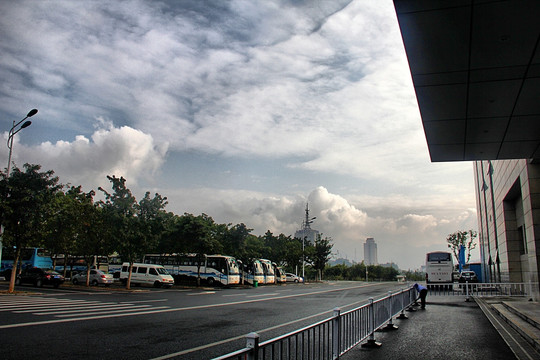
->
(0, 164, 333, 292)
(323, 263, 405, 282)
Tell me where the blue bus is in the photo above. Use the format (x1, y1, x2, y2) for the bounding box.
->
(54, 255, 109, 277)
(1, 247, 53, 275)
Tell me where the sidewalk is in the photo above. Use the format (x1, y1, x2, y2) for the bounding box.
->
(341, 296, 540, 360)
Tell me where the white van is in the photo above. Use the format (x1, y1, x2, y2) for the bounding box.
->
(120, 263, 175, 288)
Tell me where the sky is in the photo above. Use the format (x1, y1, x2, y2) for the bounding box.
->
(0, 0, 478, 270)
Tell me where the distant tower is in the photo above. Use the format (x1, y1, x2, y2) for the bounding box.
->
(364, 237, 378, 265)
(294, 203, 319, 244)
(295, 203, 319, 279)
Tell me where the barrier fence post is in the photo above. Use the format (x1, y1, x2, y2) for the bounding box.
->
(332, 307, 341, 360)
(383, 291, 398, 330)
(362, 298, 382, 348)
(465, 281, 470, 302)
(407, 286, 417, 312)
(246, 332, 259, 360)
(397, 288, 408, 319)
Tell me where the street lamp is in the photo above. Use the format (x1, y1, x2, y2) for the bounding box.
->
(6, 108, 37, 175)
(2, 108, 38, 278)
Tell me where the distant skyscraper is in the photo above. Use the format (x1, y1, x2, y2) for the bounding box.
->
(364, 237, 378, 265)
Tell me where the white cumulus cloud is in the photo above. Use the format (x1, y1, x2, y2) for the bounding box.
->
(3, 122, 168, 192)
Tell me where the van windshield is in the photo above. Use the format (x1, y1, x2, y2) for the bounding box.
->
(156, 267, 169, 275)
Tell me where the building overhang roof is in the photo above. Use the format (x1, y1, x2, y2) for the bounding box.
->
(394, 0, 540, 162)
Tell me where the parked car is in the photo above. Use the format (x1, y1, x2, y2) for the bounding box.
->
(286, 273, 303, 283)
(15, 268, 65, 288)
(72, 269, 114, 286)
(458, 271, 478, 283)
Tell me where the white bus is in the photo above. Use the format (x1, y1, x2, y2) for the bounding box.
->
(259, 259, 276, 284)
(272, 262, 287, 283)
(425, 251, 453, 287)
(239, 259, 265, 286)
(143, 254, 241, 286)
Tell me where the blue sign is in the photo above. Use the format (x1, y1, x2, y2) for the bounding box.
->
(458, 245, 465, 272)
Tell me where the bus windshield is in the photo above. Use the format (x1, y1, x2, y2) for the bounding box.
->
(427, 252, 451, 262)
(228, 258, 240, 275)
(253, 261, 264, 275)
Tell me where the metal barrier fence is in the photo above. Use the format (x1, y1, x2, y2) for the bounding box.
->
(427, 282, 533, 299)
(213, 286, 417, 360)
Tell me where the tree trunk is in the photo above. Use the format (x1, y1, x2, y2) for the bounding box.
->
(8, 247, 21, 293)
(126, 262, 133, 290)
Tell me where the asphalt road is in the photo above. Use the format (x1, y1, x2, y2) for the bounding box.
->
(0, 281, 405, 359)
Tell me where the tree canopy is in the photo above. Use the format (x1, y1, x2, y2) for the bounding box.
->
(1, 163, 339, 291)
(0, 164, 61, 292)
(446, 230, 477, 264)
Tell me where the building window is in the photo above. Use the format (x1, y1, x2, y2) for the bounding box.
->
(518, 226, 528, 255)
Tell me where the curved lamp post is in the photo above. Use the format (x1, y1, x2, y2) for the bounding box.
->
(2, 108, 37, 284)
(6, 108, 37, 176)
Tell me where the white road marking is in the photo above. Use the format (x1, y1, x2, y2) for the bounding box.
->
(119, 299, 168, 304)
(222, 293, 248, 297)
(247, 293, 279, 298)
(0, 283, 383, 329)
(14, 303, 118, 313)
(149, 308, 335, 359)
(187, 291, 216, 296)
(54, 306, 170, 318)
(31, 304, 149, 315)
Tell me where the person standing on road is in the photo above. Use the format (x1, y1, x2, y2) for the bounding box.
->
(413, 283, 428, 309)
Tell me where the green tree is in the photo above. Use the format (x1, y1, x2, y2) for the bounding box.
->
(156, 213, 184, 254)
(72, 188, 110, 286)
(310, 235, 333, 280)
(222, 223, 252, 260)
(348, 263, 366, 281)
(43, 189, 79, 274)
(281, 235, 303, 272)
(243, 234, 265, 263)
(324, 263, 349, 280)
(0, 164, 61, 293)
(137, 191, 169, 255)
(169, 213, 223, 286)
(446, 230, 477, 264)
(98, 176, 167, 289)
(44, 186, 100, 278)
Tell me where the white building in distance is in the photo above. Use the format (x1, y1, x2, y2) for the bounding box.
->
(364, 237, 378, 265)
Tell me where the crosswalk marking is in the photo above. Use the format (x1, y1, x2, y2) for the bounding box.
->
(2, 301, 108, 312)
(0, 296, 170, 320)
(24, 304, 142, 315)
(32, 304, 153, 315)
(54, 306, 170, 318)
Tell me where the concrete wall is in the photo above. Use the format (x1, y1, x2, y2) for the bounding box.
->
(474, 159, 540, 300)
